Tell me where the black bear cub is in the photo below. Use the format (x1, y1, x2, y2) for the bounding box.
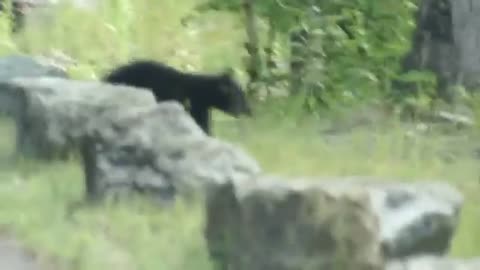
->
(102, 59, 252, 135)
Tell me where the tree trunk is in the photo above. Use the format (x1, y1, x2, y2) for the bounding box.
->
(397, 0, 458, 103)
(451, 0, 480, 90)
(242, 0, 262, 96)
(398, 0, 480, 102)
(0, 0, 27, 33)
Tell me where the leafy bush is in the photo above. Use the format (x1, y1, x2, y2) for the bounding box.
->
(196, 0, 421, 112)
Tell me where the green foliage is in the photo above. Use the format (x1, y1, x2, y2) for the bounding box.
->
(391, 70, 438, 118)
(0, 0, 17, 53)
(0, 1, 480, 268)
(5, 0, 246, 80)
(196, 0, 421, 111)
(298, 0, 419, 108)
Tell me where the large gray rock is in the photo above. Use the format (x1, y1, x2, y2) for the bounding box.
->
(0, 77, 156, 160)
(365, 180, 463, 259)
(0, 235, 54, 270)
(310, 177, 463, 259)
(0, 55, 67, 82)
(387, 256, 480, 270)
(80, 101, 261, 202)
(205, 176, 384, 270)
(0, 54, 69, 115)
(205, 175, 463, 269)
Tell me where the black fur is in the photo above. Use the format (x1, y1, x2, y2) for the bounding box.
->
(102, 59, 252, 135)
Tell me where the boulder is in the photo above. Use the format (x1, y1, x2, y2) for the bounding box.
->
(205, 176, 464, 270)
(310, 177, 463, 259)
(0, 54, 67, 82)
(0, 234, 55, 270)
(0, 77, 156, 160)
(79, 101, 261, 202)
(205, 176, 384, 270)
(364, 179, 463, 259)
(387, 256, 480, 270)
(0, 54, 69, 115)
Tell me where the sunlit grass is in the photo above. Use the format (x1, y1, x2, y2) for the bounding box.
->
(0, 104, 479, 269)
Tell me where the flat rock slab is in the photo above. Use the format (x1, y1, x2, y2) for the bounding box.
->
(0, 236, 50, 270)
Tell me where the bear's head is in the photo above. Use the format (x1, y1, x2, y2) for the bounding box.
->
(215, 68, 252, 117)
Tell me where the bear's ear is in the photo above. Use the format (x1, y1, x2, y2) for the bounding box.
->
(221, 67, 235, 78)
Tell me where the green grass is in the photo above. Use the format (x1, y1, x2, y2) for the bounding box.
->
(0, 109, 479, 269)
(0, 0, 479, 269)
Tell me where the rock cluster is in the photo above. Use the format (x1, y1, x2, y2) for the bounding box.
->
(0, 54, 475, 270)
